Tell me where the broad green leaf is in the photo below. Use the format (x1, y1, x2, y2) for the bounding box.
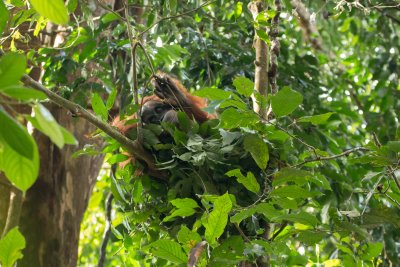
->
(34, 104, 64, 148)
(91, 93, 108, 121)
(255, 203, 282, 219)
(230, 207, 257, 224)
(360, 242, 383, 260)
(148, 239, 187, 264)
(164, 198, 199, 222)
(220, 108, 259, 129)
(171, 198, 199, 209)
(193, 86, 231, 100)
(204, 193, 232, 245)
(298, 112, 334, 125)
(26, 116, 77, 146)
(233, 76, 253, 97)
(243, 134, 269, 170)
(107, 154, 129, 164)
(0, 86, 47, 101)
(270, 185, 315, 199)
(297, 230, 326, 245)
(0, 53, 26, 89)
(387, 141, 400, 153)
(274, 211, 320, 227)
(0, 134, 39, 191)
(0, 227, 26, 267)
(59, 126, 78, 145)
(0, 0, 8, 36)
(209, 236, 245, 266)
(235, 2, 243, 18)
(29, 0, 69, 25)
(256, 29, 270, 43)
(270, 86, 303, 117)
(106, 87, 117, 110)
(273, 168, 312, 186)
(0, 109, 34, 159)
(177, 225, 202, 252)
(226, 169, 260, 193)
(322, 259, 341, 267)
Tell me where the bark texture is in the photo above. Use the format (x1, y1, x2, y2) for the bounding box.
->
(18, 106, 104, 267)
(248, 0, 269, 119)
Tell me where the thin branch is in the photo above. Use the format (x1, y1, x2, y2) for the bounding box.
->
(97, 192, 114, 267)
(234, 223, 251, 242)
(97, 0, 127, 22)
(1, 186, 23, 238)
(293, 147, 368, 168)
(21, 74, 167, 180)
(136, 0, 216, 38)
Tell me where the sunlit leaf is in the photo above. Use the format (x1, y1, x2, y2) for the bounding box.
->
(0, 227, 26, 267)
(34, 104, 64, 148)
(298, 112, 334, 125)
(147, 239, 186, 264)
(0, 53, 26, 89)
(0, 86, 47, 101)
(270, 86, 303, 117)
(29, 0, 69, 25)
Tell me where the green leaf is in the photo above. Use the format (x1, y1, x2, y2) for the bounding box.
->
(297, 231, 326, 246)
(106, 87, 117, 110)
(91, 93, 108, 121)
(220, 108, 259, 129)
(273, 168, 312, 186)
(387, 141, 400, 153)
(270, 185, 315, 199)
(0, 86, 47, 101)
(0, 227, 26, 267)
(148, 239, 187, 264)
(29, 0, 69, 25)
(194, 86, 232, 100)
(0, 134, 39, 191)
(256, 29, 270, 43)
(34, 104, 64, 149)
(243, 134, 269, 169)
(204, 193, 232, 245)
(270, 86, 303, 117)
(171, 198, 199, 209)
(163, 198, 199, 222)
(0, 109, 34, 159)
(0, 53, 26, 89)
(298, 112, 334, 125)
(360, 242, 383, 260)
(0, 85, 47, 101)
(255, 203, 282, 219)
(226, 169, 260, 193)
(60, 126, 78, 145)
(0, 0, 8, 36)
(230, 207, 257, 224)
(234, 2, 243, 18)
(210, 236, 245, 266)
(233, 76, 253, 97)
(177, 225, 202, 252)
(274, 211, 320, 227)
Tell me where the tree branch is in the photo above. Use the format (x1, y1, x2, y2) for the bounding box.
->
(21, 74, 167, 180)
(293, 147, 368, 168)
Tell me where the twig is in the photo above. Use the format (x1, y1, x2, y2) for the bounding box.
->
(21, 74, 167, 180)
(97, 0, 127, 22)
(1, 186, 23, 238)
(234, 223, 251, 242)
(293, 147, 368, 168)
(136, 0, 216, 38)
(97, 192, 114, 267)
(384, 192, 400, 208)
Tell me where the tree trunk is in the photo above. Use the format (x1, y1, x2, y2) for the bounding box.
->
(18, 106, 104, 267)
